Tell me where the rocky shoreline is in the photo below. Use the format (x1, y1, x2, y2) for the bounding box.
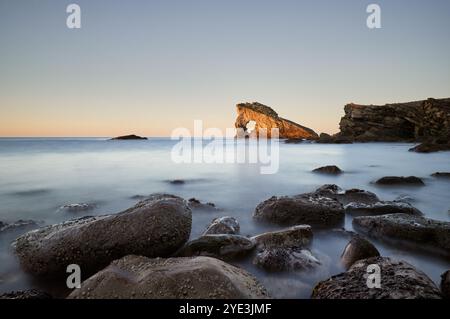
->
(1, 176, 449, 299)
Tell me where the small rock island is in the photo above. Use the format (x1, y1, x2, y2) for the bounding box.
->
(110, 134, 148, 140)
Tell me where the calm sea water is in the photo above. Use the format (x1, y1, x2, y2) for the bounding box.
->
(0, 138, 449, 298)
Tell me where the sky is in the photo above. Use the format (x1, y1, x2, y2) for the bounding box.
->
(0, 0, 449, 137)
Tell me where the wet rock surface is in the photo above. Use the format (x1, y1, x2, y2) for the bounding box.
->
(176, 234, 255, 260)
(312, 257, 442, 299)
(0, 289, 52, 299)
(13, 194, 192, 277)
(340, 235, 380, 269)
(251, 225, 313, 249)
(312, 165, 343, 175)
(375, 176, 425, 186)
(203, 216, 240, 235)
(314, 184, 379, 205)
(58, 203, 97, 213)
(0, 219, 41, 234)
(353, 213, 450, 253)
(344, 201, 423, 216)
(254, 193, 344, 228)
(188, 198, 217, 210)
(68, 255, 269, 299)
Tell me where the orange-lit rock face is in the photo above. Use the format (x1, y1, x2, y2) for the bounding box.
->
(235, 102, 318, 139)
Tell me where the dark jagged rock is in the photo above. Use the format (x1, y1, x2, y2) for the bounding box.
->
(203, 217, 240, 235)
(340, 235, 380, 269)
(0, 289, 52, 300)
(110, 134, 147, 140)
(344, 201, 423, 216)
(68, 255, 269, 299)
(253, 193, 344, 228)
(353, 213, 450, 253)
(312, 165, 343, 175)
(339, 98, 450, 143)
(235, 102, 318, 139)
(13, 194, 192, 277)
(375, 176, 425, 186)
(312, 257, 441, 299)
(176, 234, 255, 260)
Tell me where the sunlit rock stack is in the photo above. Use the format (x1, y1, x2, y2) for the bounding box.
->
(234, 102, 318, 139)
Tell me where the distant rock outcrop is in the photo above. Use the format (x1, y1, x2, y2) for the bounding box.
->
(110, 134, 147, 140)
(235, 102, 318, 139)
(338, 98, 450, 143)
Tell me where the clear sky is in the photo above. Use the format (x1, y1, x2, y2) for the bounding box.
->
(1, 0, 449, 137)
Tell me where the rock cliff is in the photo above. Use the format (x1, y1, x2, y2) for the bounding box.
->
(235, 102, 318, 139)
(338, 98, 450, 142)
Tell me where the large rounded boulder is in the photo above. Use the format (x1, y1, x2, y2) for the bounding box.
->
(68, 255, 269, 299)
(253, 194, 344, 227)
(13, 194, 192, 277)
(312, 257, 442, 299)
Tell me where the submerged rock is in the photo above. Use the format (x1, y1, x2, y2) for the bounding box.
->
(340, 235, 380, 269)
(0, 289, 52, 300)
(431, 172, 450, 178)
(353, 213, 450, 253)
(176, 234, 254, 260)
(58, 203, 97, 213)
(254, 247, 320, 272)
(441, 270, 450, 299)
(68, 255, 269, 299)
(203, 216, 240, 235)
(254, 193, 344, 228)
(312, 165, 343, 175)
(375, 176, 425, 186)
(235, 102, 318, 139)
(314, 184, 379, 205)
(110, 134, 147, 140)
(312, 257, 442, 299)
(0, 219, 40, 234)
(188, 198, 217, 210)
(13, 194, 192, 277)
(344, 201, 423, 216)
(251, 225, 319, 272)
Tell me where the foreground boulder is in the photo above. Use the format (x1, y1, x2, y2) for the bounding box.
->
(235, 102, 318, 139)
(312, 257, 442, 299)
(441, 270, 450, 299)
(68, 255, 269, 299)
(344, 201, 423, 216)
(176, 235, 254, 260)
(353, 214, 450, 253)
(0, 289, 52, 300)
(13, 194, 192, 277)
(375, 176, 425, 186)
(340, 235, 380, 269)
(254, 194, 344, 228)
(312, 166, 343, 175)
(203, 216, 240, 235)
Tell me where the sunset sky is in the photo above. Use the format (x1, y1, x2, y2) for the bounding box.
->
(1, 0, 449, 137)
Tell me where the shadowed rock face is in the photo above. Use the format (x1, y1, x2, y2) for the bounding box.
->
(339, 98, 450, 142)
(235, 102, 318, 139)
